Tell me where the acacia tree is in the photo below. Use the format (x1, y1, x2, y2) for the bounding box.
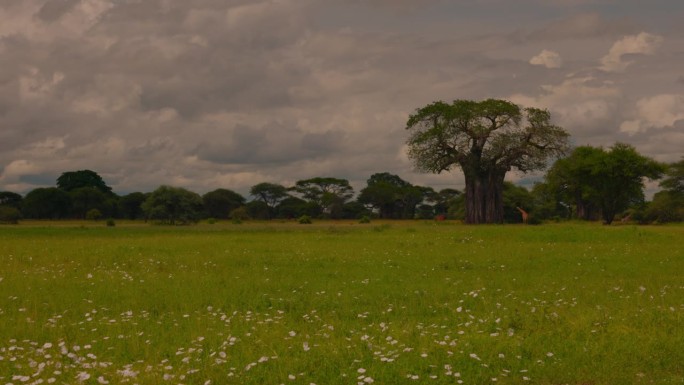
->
(357, 172, 424, 219)
(291, 177, 354, 218)
(405, 99, 569, 224)
(249, 182, 289, 219)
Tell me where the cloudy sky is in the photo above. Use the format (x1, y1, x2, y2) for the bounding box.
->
(1, 0, 683, 196)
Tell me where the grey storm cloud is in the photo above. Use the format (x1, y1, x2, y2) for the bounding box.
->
(193, 123, 345, 165)
(0, 0, 682, 195)
(34, 0, 80, 22)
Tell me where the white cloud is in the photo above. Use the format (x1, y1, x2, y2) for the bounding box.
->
(529, 49, 562, 68)
(0, 1, 682, 194)
(620, 94, 684, 134)
(510, 76, 622, 134)
(599, 32, 663, 72)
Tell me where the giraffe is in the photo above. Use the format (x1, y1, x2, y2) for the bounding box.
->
(620, 213, 632, 223)
(516, 207, 529, 224)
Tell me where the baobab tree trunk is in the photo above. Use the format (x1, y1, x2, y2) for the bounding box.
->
(464, 171, 506, 224)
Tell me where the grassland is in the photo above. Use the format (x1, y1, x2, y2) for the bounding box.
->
(0, 221, 682, 384)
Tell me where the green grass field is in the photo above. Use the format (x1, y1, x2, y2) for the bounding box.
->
(1, 221, 682, 384)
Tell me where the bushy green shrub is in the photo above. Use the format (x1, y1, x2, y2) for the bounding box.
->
(298, 215, 312, 224)
(86, 208, 102, 221)
(230, 207, 250, 222)
(0, 206, 21, 224)
(106, 218, 116, 227)
(359, 215, 371, 224)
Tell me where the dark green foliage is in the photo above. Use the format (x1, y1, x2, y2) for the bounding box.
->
(276, 197, 321, 219)
(202, 189, 245, 219)
(502, 182, 534, 223)
(0, 191, 23, 209)
(416, 204, 435, 219)
(431, 188, 461, 216)
(70, 186, 108, 219)
(249, 183, 289, 219)
(530, 182, 571, 221)
(22, 187, 72, 219)
(639, 158, 684, 223)
(245, 201, 270, 220)
(0, 206, 21, 224)
(120, 192, 148, 220)
(406, 99, 569, 223)
(660, 158, 684, 194)
(297, 215, 313, 224)
(641, 191, 684, 223)
(291, 177, 354, 218)
(230, 206, 250, 221)
(86, 208, 102, 221)
(357, 172, 426, 219)
(545, 143, 665, 224)
(342, 201, 370, 219)
(106, 218, 116, 227)
(141, 185, 203, 225)
(57, 170, 112, 194)
(358, 215, 371, 224)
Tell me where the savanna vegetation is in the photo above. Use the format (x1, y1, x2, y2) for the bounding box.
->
(1, 100, 682, 384)
(0, 222, 682, 384)
(3, 99, 681, 226)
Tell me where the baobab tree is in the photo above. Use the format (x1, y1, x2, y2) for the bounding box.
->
(405, 99, 569, 224)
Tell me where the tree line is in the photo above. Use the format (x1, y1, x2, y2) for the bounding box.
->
(1, 99, 682, 225)
(0, 152, 682, 225)
(0, 170, 461, 224)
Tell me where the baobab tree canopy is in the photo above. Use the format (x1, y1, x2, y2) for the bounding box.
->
(405, 99, 570, 224)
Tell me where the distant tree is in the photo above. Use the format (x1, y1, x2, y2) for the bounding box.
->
(640, 158, 684, 223)
(22, 187, 72, 219)
(245, 200, 270, 220)
(405, 99, 569, 223)
(69, 187, 107, 219)
(229, 206, 250, 221)
(544, 146, 604, 220)
(660, 158, 684, 194)
(0, 191, 23, 209)
(431, 188, 461, 217)
(641, 191, 684, 223)
(341, 201, 371, 219)
(591, 143, 664, 224)
(530, 182, 570, 221)
(0, 206, 21, 224)
(416, 203, 435, 219)
(202, 189, 246, 219)
(275, 197, 320, 219)
(86, 208, 103, 221)
(357, 172, 424, 219)
(291, 177, 354, 218)
(120, 192, 148, 220)
(57, 170, 113, 194)
(141, 186, 203, 225)
(502, 182, 534, 223)
(249, 183, 289, 219)
(545, 143, 665, 224)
